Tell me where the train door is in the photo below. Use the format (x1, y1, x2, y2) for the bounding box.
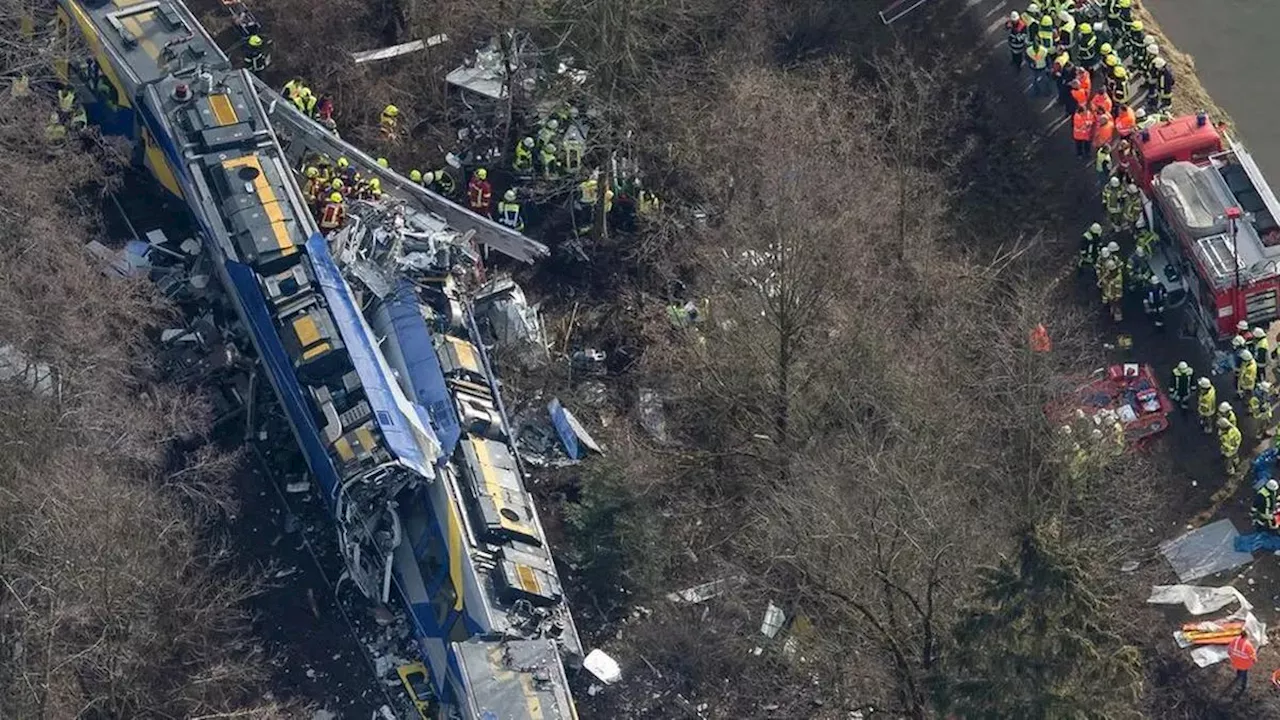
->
(53, 4, 135, 137)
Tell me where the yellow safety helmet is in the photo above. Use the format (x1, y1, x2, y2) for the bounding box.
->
(248, 34, 264, 48)
(337, 157, 350, 169)
(329, 192, 343, 203)
(1113, 66, 1128, 79)
(1130, 20, 1144, 31)
(1040, 15, 1051, 25)
(383, 104, 399, 117)
(409, 169, 422, 182)
(1078, 22, 1092, 34)
(369, 178, 381, 190)
(476, 168, 488, 180)
(1105, 54, 1119, 67)
(1100, 42, 1113, 55)
(305, 166, 318, 178)
(376, 157, 389, 168)
(1118, 0, 1131, 7)
(330, 178, 343, 189)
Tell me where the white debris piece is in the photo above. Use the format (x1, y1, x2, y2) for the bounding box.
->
(760, 602, 787, 638)
(0, 344, 55, 397)
(351, 34, 448, 64)
(666, 576, 744, 604)
(583, 649, 622, 684)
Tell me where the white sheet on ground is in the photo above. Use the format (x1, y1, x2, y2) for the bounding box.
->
(1158, 519, 1255, 582)
(1148, 583, 1267, 667)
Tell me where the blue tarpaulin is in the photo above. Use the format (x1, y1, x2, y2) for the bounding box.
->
(306, 234, 438, 475)
(1235, 532, 1280, 553)
(386, 281, 461, 463)
(548, 398, 582, 460)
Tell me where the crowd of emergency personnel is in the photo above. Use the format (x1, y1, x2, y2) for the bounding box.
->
(1018, 2, 1280, 537)
(272, 74, 662, 247)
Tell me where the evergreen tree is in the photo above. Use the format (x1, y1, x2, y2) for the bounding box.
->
(936, 522, 1143, 720)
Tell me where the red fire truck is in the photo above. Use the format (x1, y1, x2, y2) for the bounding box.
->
(1121, 113, 1280, 341)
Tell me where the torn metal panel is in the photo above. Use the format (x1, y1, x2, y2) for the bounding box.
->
(474, 275, 548, 366)
(351, 34, 448, 64)
(666, 576, 745, 604)
(249, 76, 548, 264)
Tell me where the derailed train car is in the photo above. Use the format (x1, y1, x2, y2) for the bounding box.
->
(54, 0, 580, 716)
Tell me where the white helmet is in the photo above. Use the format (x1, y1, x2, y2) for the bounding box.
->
(1060, 424, 1073, 436)
(1142, 34, 1153, 46)
(1198, 377, 1212, 389)
(1090, 222, 1102, 234)
(1147, 43, 1159, 55)
(1219, 402, 1233, 413)
(1093, 21, 1105, 32)
(1177, 361, 1190, 372)
(1104, 259, 1119, 270)
(1134, 247, 1146, 257)
(1109, 176, 1121, 188)
(1268, 479, 1279, 491)
(1010, 10, 1020, 20)
(522, 137, 534, 148)
(1239, 320, 1251, 332)
(1126, 184, 1139, 194)
(1135, 107, 1147, 119)
(504, 189, 516, 202)
(1150, 275, 1161, 286)
(1261, 381, 1273, 392)
(1107, 241, 1120, 253)
(421, 170, 434, 184)
(1028, 2, 1040, 13)
(1153, 56, 1167, 69)
(1091, 428, 1103, 439)
(546, 118, 559, 131)
(1254, 328, 1268, 339)
(1233, 335, 1247, 348)
(1099, 247, 1113, 259)
(1058, 9, 1071, 20)
(1241, 350, 1254, 363)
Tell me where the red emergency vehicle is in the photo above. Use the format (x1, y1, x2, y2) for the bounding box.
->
(1121, 113, 1280, 341)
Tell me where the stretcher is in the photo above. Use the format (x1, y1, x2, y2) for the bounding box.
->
(1047, 363, 1173, 448)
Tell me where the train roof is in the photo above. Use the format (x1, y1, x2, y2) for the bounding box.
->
(61, 0, 229, 93)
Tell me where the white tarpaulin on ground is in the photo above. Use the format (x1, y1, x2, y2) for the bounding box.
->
(1158, 519, 1255, 582)
(1147, 584, 1267, 667)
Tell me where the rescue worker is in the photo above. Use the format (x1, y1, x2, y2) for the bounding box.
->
(329, 177, 344, 198)
(1103, 176, 1124, 229)
(1112, 0, 1134, 33)
(1254, 327, 1271, 382)
(1133, 224, 1157, 255)
(1121, 19, 1144, 59)
(1219, 401, 1239, 433)
(1075, 20, 1098, 69)
(513, 136, 535, 174)
(1151, 56, 1174, 112)
(1099, 256, 1124, 321)
(1093, 111, 1115, 152)
(44, 110, 67, 143)
(1229, 632, 1258, 696)
(1026, 42, 1051, 96)
(636, 180, 661, 217)
(540, 142, 562, 179)
(303, 166, 324, 205)
(1144, 275, 1167, 330)
(1092, 22, 1114, 53)
(1090, 85, 1113, 118)
(1109, 65, 1130, 107)
(1126, 246, 1152, 292)
(1121, 183, 1143, 229)
(1252, 478, 1279, 531)
(1249, 381, 1275, 440)
(431, 168, 457, 198)
(1130, 36, 1154, 78)
(1095, 143, 1113, 185)
(281, 77, 304, 102)
(1239, 349, 1259, 399)
(367, 177, 382, 201)
(1035, 14, 1055, 49)
(497, 189, 525, 232)
(244, 34, 270, 71)
(318, 192, 345, 232)
(1079, 222, 1103, 272)
(379, 104, 399, 141)
(316, 93, 335, 124)
(291, 86, 314, 115)
(1072, 104, 1094, 157)
(1220, 416, 1243, 478)
(467, 168, 492, 216)
(1114, 103, 1137, 138)
(536, 118, 560, 149)
(1055, 9, 1076, 52)
(1168, 361, 1194, 411)
(336, 157, 356, 184)
(562, 125, 586, 174)
(1198, 377, 1217, 434)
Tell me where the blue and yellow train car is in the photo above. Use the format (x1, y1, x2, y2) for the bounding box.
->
(55, 0, 581, 717)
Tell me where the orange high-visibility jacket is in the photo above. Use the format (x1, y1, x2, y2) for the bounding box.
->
(1072, 109, 1095, 141)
